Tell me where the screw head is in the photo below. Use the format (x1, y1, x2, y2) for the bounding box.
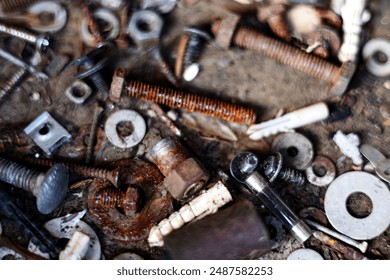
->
(230, 152, 259, 183)
(36, 164, 69, 214)
(263, 153, 283, 182)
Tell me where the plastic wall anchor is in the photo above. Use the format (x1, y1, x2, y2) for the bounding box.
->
(247, 102, 329, 140)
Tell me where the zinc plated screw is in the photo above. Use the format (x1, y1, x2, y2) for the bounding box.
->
(212, 16, 356, 95)
(0, 22, 50, 51)
(0, 157, 68, 214)
(262, 153, 305, 186)
(95, 187, 140, 216)
(126, 80, 257, 125)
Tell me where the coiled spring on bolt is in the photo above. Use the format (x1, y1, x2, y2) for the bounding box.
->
(126, 80, 257, 125)
(0, 0, 37, 13)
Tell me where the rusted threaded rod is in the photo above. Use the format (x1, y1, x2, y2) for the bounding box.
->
(212, 17, 355, 95)
(126, 80, 257, 125)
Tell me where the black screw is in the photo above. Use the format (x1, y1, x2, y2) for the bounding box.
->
(262, 153, 305, 186)
(0, 157, 69, 214)
(182, 27, 211, 69)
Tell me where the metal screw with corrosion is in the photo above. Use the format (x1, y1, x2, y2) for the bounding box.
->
(94, 187, 140, 216)
(262, 153, 305, 186)
(212, 14, 356, 95)
(0, 129, 31, 153)
(126, 80, 257, 125)
(0, 0, 37, 13)
(0, 157, 68, 214)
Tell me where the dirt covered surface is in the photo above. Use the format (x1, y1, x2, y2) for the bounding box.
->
(0, 0, 389, 260)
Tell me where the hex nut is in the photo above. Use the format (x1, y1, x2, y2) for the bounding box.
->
(65, 80, 92, 104)
(163, 158, 209, 200)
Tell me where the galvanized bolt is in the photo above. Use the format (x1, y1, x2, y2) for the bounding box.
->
(0, 22, 50, 51)
(262, 153, 305, 186)
(0, 157, 68, 214)
(212, 15, 356, 95)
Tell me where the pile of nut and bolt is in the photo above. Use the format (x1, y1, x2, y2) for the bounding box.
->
(0, 0, 389, 260)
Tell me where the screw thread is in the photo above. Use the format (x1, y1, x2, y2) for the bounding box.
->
(89, 72, 109, 98)
(95, 187, 125, 208)
(126, 80, 257, 125)
(183, 33, 208, 67)
(0, 23, 37, 43)
(0, 68, 28, 102)
(279, 167, 305, 186)
(234, 27, 340, 83)
(0, 129, 30, 152)
(26, 158, 118, 186)
(0, 157, 40, 193)
(0, 0, 37, 13)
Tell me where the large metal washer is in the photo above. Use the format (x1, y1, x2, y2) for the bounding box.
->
(324, 171, 390, 240)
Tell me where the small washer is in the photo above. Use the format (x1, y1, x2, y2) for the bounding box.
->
(324, 171, 390, 240)
(362, 38, 390, 77)
(104, 110, 146, 149)
(28, 2, 68, 33)
(287, 248, 323, 260)
(272, 132, 314, 170)
(305, 155, 336, 187)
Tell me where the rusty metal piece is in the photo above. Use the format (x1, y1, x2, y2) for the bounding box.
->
(0, 129, 31, 153)
(85, 105, 104, 164)
(212, 17, 355, 95)
(80, 1, 103, 45)
(305, 27, 341, 59)
(317, 9, 342, 29)
(126, 80, 257, 125)
(257, 4, 290, 41)
(150, 137, 209, 200)
(175, 34, 190, 78)
(95, 186, 140, 216)
(0, 68, 28, 104)
(211, 13, 240, 49)
(313, 231, 368, 260)
(87, 159, 173, 242)
(0, 0, 37, 13)
(109, 68, 125, 103)
(164, 200, 271, 259)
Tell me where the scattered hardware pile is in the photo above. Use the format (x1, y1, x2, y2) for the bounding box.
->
(0, 0, 389, 260)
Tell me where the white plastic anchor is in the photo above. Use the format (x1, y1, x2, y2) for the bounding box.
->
(247, 102, 329, 140)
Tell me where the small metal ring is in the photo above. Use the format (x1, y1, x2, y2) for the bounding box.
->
(104, 110, 146, 149)
(305, 155, 336, 186)
(28, 2, 68, 33)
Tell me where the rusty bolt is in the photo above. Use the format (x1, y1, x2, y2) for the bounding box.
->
(126, 80, 257, 125)
(95, 186, 140, 216)
(150, 137, 209, 200)
(212, 15, 356, 95)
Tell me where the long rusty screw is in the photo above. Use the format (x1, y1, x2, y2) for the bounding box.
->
(0, 0, 37, 13)
(126, 80, 257, 125)
(0, 157, 68, 214)
(0, 68, 28, 103)
(94, 187, 140, 216)
(212, 15, 355, 96)
(25, 157, 120, 187)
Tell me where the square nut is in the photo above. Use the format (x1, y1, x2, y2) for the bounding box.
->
(164, 158, 209, 200)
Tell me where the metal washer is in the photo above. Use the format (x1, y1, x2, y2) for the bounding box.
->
(324, 171, 390, 240)
(272, 132, 314, 170)
(287, 248, 323, 260)
(305, 155, 336, 187)
(104, 110, 146, 149)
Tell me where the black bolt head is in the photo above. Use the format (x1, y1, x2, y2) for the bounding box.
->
(263, 153, 283, 182)
(230, 152, 259, 183)
(36, 164, 69, 214)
